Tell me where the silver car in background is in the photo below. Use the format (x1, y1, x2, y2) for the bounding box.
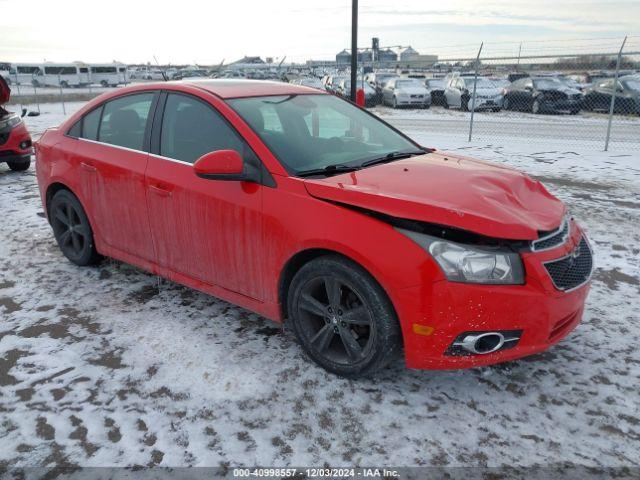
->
(381, 78, 430, 108)
(444, 76, 503, 111)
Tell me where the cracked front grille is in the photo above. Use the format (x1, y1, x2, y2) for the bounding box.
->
(532, 217, 570, 251)
(544, 237, 593, 291)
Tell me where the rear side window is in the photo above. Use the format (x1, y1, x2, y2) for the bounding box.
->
(98, 93, 154, 150)
(159, 93, 247, 164)
(82, 106, 102, 141)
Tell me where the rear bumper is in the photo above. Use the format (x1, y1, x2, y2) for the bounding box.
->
(394, 223, 591, 370)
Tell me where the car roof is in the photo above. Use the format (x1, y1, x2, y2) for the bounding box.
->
(178, 79, 325, 99)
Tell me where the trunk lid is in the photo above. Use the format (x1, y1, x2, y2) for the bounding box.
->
(303, 152, 565, 240)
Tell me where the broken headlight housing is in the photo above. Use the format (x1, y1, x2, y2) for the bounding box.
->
(397, 228, 525, 285)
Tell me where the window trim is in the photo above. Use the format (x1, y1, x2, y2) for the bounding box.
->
(64, 90, 160, 154)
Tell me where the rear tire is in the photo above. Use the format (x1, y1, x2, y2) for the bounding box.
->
(287, 255, 401, 378)
(392, 97, 398, 109)
(49, 190, 101, 266)
(7, 160, 30, 171)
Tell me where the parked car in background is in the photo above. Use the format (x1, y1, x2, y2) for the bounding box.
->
(0, 76, 32, 171)
(291, 77, 325, 90)
(507, 72, 529, 83)
(444, 76, 503, 111)
(366, 72, 398, 104)
(424, 78, 446, 106)
(583, 75, 640, 115)
(503, 77, 583, 114)
(336, 79, 378, 106)
(382, 78, 430, 108)
(35, 80, 592, 377)
(325, 75, 347, 93)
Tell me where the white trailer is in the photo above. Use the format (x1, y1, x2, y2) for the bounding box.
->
(89, 63, 128, 87)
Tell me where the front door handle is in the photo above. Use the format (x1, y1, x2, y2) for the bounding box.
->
(149, 184, 172, 197)
(80, 162, 96, 173)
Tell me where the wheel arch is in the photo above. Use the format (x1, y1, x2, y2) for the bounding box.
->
(278, 248, 399, 326)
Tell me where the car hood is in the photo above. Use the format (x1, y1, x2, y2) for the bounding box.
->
(303, 152, 565, 240)
(0, 75, 9, 105)
(397, 87, 428, 95)
(474, 87, 502, 96)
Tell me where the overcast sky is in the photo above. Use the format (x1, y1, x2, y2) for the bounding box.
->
(1, 0, 638, 65)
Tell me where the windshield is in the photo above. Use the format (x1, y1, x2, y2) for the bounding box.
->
(228, 94, 420, 175)
(533, 78, 564, 89)
(396, 80, 422, 88)
(623, 79, 640, 92)
(466, 78, 497, 89)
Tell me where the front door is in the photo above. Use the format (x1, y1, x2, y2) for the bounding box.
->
(145, 92, 264, 300)
(73, 91, 157, 261)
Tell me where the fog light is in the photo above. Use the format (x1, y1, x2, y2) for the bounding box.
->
(20, 140, 32, 150)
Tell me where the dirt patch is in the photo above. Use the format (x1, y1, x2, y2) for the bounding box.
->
(0, 349, 29, 386)
(88, 349, 126, 369)
(595, 268, 640, 291)
(0, 296, 22, 313)
(533, 175, 616, 192)
(36, 417, 56, 441)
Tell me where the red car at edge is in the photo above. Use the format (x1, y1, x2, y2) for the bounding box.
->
(35, 80, 593, 377)
(1, 75, 32, 171)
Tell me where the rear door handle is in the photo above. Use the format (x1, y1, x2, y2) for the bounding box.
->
(80, 162, 96, 173)
(149, 184, 172, 197)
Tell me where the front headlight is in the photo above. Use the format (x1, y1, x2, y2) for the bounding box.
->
(0, 115, 22, 130)
(397, 228, 525, 285)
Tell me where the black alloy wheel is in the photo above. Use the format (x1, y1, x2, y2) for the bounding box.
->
(49, 190, 100, 266)
(288, 255, 401, 377)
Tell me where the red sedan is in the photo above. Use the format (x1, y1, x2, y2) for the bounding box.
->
(1, 75, 32, 171)
(35, 80, 592, 377)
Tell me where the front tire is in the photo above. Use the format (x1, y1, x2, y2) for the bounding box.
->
(287, 255, 401, 378)
(49, 190, 100, 266)
(7, 160, 30, 171)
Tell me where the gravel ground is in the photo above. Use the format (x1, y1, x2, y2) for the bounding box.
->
(0, 106, 639, 471)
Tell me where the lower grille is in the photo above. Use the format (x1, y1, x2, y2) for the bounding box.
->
(544, 237, 593, 291)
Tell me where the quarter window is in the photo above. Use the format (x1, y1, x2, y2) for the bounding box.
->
(159, 93, 248, 164)
(98, 93, 154, 150)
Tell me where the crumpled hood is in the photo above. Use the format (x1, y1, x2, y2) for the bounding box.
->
(0, 75, 10, 105)
(303, 152, 565, 240)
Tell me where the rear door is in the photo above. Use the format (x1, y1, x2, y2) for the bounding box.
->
(72, 91, 157, 261)
(145, 91, 265, 299)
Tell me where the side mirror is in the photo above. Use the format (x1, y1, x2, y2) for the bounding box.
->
(194, 150, 245, 181)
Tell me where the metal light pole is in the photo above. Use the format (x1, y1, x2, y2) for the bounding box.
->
(468, 42, 483, 142)
(350, 0, 358, 102)
(604, 36, 627, 151)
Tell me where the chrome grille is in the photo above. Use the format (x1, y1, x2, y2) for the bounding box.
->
(532, 217, 570, 251)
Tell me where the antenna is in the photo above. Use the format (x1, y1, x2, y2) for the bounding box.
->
(153, 55, 168, 81)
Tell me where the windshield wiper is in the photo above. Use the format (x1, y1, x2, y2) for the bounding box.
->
(296, 164, 360, 178)
(359, 149, 427, 168)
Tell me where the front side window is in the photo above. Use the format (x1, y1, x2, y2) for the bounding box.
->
(228, 94, 420, 175)
(82, 106, 103, 141)
(160, 93, 248, 164)
(98, 93, 154, 150)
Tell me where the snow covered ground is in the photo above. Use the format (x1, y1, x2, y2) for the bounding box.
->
(0, 102, 639, 470)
